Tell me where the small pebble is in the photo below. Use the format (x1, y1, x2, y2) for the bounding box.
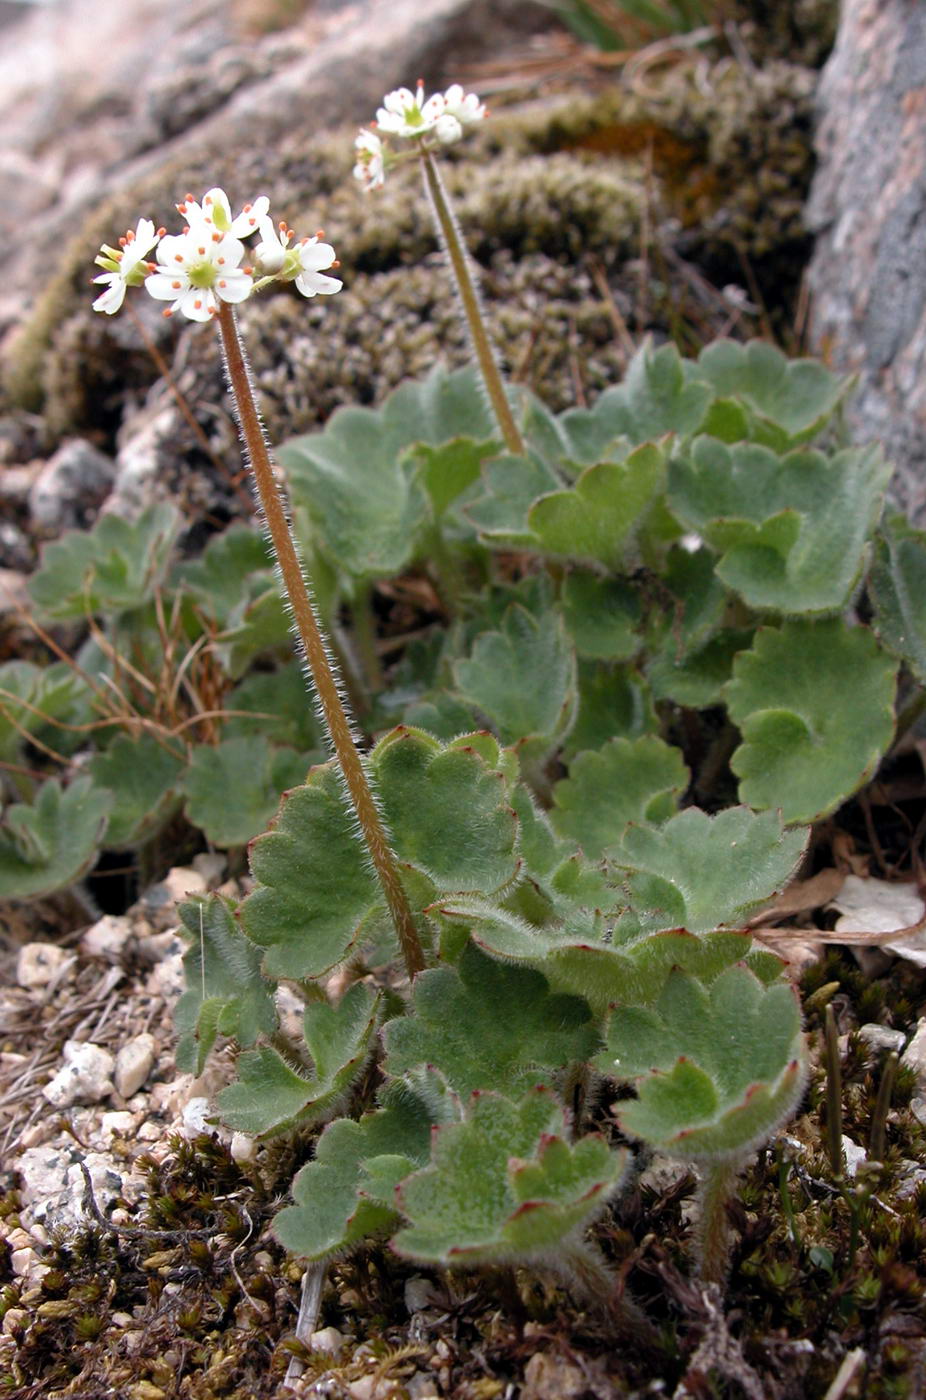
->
(81, 914, 133, 961)
(901, 1018, 926, 1077)
(43, 1040, 115, 1107)
(114, 1033, 157, 1098)
(857, 1023, 906, 1055)
(16, 942, 74, 990)
(310, 1326, 345, 1360)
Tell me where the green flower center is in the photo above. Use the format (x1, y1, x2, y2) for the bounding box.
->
(188, 260, 218, 290)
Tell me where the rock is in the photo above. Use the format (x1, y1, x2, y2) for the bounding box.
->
(42, 1039, 115, 1107)
(17, 1142, 122, 1228)
(310, 1326, 345, 1360)
(145, 951, 186, 1000)
(841, 1135, 867, 1178)
(857, 1023, 907, 1055)
(0, 567, 29, 618)
(16, 941, 75, 990)
(901, 1017, 926, 1076)
(229, 1132, 256, 1164)
(180, 1096, 213, 1137)
(28, 438, 116, 531)
(81, 913, 133, 961)
(521, 1352, 587, 1400)
(114, 1033, 158, 1098)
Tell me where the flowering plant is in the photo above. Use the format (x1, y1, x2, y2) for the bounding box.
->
(6, 80, 919, 1333)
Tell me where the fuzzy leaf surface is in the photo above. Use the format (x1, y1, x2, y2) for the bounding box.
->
(526, 444, 667, 568)
(216, 982, 380, 1136)
(561, 573, 641, 660)
(558, 341, 712, 454)
(453, 604, 577, 753)
(174, 894, 278, 1075)
(668, 438, 890, 613)
(28, 504, 180, 619)
(601, 964, 806, 1160)
(183, 737, 309, 848)
(691, 339, 851, 446)
(551, 735, 688, 859)
(612, 807, 808, 937)
(724, 621, 897, 822)
(90, 732, 186, 849)
(466, 452, 562, 547)
(175, 524, 273, 625)
(0, 660, 94, 762)
(272, 1087, 435, 1259)
(383, 942, 597, 1098)
(393, 1088, 625, 1265)
(562, 662, 657, 761)
(869, 516, 926, 684)
(0, 778, 110, 899)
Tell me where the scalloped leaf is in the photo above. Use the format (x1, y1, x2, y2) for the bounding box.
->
(89, 732, 186, 849)
(527, 443, 667, 568)
(383, 942, 597, 1098)
(724, 621, 897, 823)
(393, 1087, 626, 1266)
(174, 523, 273, 626)
(241, 729, 520, 980)
(0, 660, 95, 762)
(273, 1085, 436, 1260)
(183, 737, 309, 848)
(28, 504, 180, 619)
(213, 587, 292, 678)
(600, 964, 806, 1161)
(551, 735, 688, 859)
(611, 807, 808, 937)
(668, 437, 890, 613)
(223, 661, 323, 751)
(174, 894, 278, 1075)
(869, 516, 926, 684)
(561, 573, 641, 660)
(408, 436, 498, 518)
(465, 451, 562, 547)
(280, 365, 489, 584)
(0, 777, 110, 899)
(453, 603, 577, 754)
(216, 982, 380, 1136)
(692, 339, 852, 447)
(558, 341, 713, 455)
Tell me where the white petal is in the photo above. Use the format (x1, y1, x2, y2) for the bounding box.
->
(298, 240, 337, 272)
(215, 269, 253, 304)
(178, 287, 217, 321)
(145, 271, 188, 301)
(92, 276, 125, 314)
(156, 233, 194, 268)
(230, 195, 270, 237)
(435, 113, 463, 144)
(295, 271, 342, 298)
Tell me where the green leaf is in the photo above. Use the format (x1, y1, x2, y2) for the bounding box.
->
(466, 452, 562, 547)
(223, 661, 322, 751)
(183, 737, 309, 847)
(527, 444, 668, 568)
(273, 1086, 435, 1260)
(174, 894, 278, 1075)
(601, 964, 806, 1161)
(454, 603, 577, 753)
(213, 587, 292, 678)
(280, 365, 488, 584)
(692, 339, 852, 447)
(217, 982, 381, 1136)
(241, 730, 521, 980)
(561, 573, 641, 660)
(668, 438, 890, 613)
(562, 661, 657, 761)
(559, 341, 712, 454)
(0, 660, 94, 762)
(376, 728, 519, 895)
(724, 621, 897, 822)
(647, 628, 753, 708)
(611, 807, 808, 937)
(869, 516, 926, 684)
(28, 504, 180, 619)
(175, 523, 273, 626)
(0, 778, 110, 899)
(409, 436, 498, 518)
(551, 735, 688, 859)
(89, 732, 186, 849)
(383, 942, 597, 1098)
(393, 1088, 626, 1265)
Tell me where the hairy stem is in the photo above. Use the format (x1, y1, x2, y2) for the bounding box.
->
(420, 147, 525, 456)
(216, 302, 425, 979)
(694, 1157, 742, 1285)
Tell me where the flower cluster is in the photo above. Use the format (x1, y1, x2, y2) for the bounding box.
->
(93, 187, 342, 322)
(353, 81, 486, 192)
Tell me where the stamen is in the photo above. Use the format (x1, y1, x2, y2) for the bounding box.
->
(172, 280, 182, 289)
(163, 308, 173, 317)
(211, 233, 221, 243)
(194, 298, 203, 309)
(174, 254, 184, 263)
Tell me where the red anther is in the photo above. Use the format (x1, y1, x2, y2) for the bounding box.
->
(204, 194, 213, 205)
(119, 236, 127, 246)
(176, 202, 188, 214)
(174, 254, 184, 262)
(171, 280, 182, 289)
(194, 298, 203, 309)
(332, 259, 341, 268)
(417, 76, 424, 86)
(182, 225, 191, 235)
(218, 279, 227, 288)
(163, 308, 173, 317)
(211, 232, 221, 242)
(243, 202, 252, 212)
(185, 193, 194, 202)
(146, 262, 157, 271)
(316, 228, 324, 237)
(198, 246, 207, 255)
(157, 227, 166, 237)
(278, 219, 286, 230)
(217, 256, 225, 265)
(243, 266, 253, 275)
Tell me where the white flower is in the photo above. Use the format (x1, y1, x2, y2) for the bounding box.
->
(434, 84, 486, 144)
(353, 128, 385, 191)
(176, 187, 270, 239)
(92, 218, 161, 315)
(286, 235, 343, 299)
(375, 81, 444, 139)
(145, 226, 253, 321)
